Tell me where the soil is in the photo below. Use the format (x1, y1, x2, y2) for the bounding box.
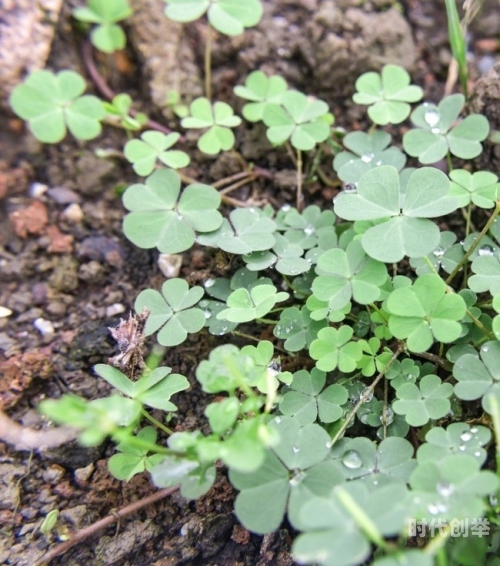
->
(0, 1, 499, 565)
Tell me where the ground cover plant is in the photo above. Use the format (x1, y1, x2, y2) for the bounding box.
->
(8, 0, 500, 564)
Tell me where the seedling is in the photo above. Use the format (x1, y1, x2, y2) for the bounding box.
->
(102, 93, 148, 130)
(73, 0, 133, 53)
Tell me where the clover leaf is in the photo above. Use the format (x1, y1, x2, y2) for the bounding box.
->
(102, 93, 147, 130)
(243, 234, 310, 275)
(263, 91, 331, 151)
(449, 170, 500, 209)
(73, 0, 132, 53)
(229, 416, 339, 534)
(309, 326, 363, 372)
(393, 374, 453, 426)
(10, 70, 104, 143)
(134, 278, 206, 346)
(198, 299, 238, 336)
(282, 205, 337, 249)
(181, 97, 241, 154)
(469, 255, 500, 296)
(403, 94, 490, 163)
(454, 342, 500, 413)
(409, 453, 498, 522)
(123, 169, 222, 254)
(164, 0, 263, 36)
(108, 427, 164, 481)
(353, 64, 423, 125)
(333, 130, 406, 183)
(409, 231, 464, 275)
(417, 422, 491, 466)
(274, 306, 327, 352)
(217, 284, 289, 323)
(234, 71, 288, 121)
(385, 273, 466, 352)
(293, 481, 409, 566)
(94, 364, 190, 411)
(312, 240, 388, 311)
(197, 208, 276, 254)
(240, 340, 292, 393)
(334, 166, 459, 262)
(280, 369, 348, 425)
(124, 131, 190, 176)
(151, 455, 216, 499)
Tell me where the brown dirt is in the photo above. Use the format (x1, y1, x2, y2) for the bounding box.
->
(0, 0, 499, 565)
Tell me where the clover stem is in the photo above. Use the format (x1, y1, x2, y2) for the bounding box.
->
(330, 345, 403, 446)
(219, 176, 256, 195)
(141, 408, 174, 435)
(446, 151, 453, 173)
(464, 202, 473, 236)
(424, 526, 451, 560)
(445, 200, 500, 285)
(256, 318, 278, 324)
(213, 171, 254, 189)
(466, 307, 495, 340)
(486, 393, 500, 475)
(112, 430, 171, 455)
(296, 148, 303, 211)
(381, 377, 389, 439)
(205, 23, 212, 100)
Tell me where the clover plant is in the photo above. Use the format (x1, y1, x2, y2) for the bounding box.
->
(73, 0, 132, 53)
(14, 4, 500, 563)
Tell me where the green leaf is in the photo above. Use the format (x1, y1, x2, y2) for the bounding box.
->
(124, 131, 190, 175)
(403, 95, 490, 163)
(181, 97, 241, 154)
(151, 456, 216, 499)
(217, 284, 289, 323)
(393, 374, 453, 426)
(353, 65, 423, 125)
(274, 306, 327, 352)
(449, 170, 499, 209)
(309, 326, 363, 372)
(234, 71, 288, 121)
(10, 70, 104, 143)
(469, 255, 500, 296)
(263, 91, 330, 151)
(123, 169, 222, 254)
(409, 231, 464, 275)
(135, 278, 206, 346)
(108, 427, 162, 481)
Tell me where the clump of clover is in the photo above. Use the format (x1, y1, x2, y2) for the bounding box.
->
(10, 2, 500, 564)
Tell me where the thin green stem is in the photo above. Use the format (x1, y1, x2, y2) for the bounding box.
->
(424, 525, 451, 559)
(205, 24, 212, 100)
(487, 394, 500, 476)
(256, 318, 278, 325)
(141, 408, 174, 435)
(466, 307, 495, 340)
(112, 430, 171, 455)
(465, 202, 472, 236)
(446, 151, 453, 173)
(331, 345, 403, 446)
(296, 148, 303, 211)
(446, 200, 500, 285)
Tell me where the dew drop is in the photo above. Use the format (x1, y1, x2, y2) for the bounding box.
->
(375, 160, 382, 166)
(274, 417, 282, 424)
(281, 204, 291, 212)
(342, 450, 363, 469)
(478, 245, 495, 256)
(292, 446, 300, 453)
(459, 444, 466, 451)
(427, 503, 439, 515)
(380, 406, 394, 426)
(482, 345, 490, 353)
(460, 431, 473, 442)
(373, 479, 378, 486)
(343, 182, 358, 193)
(489, 494, 498, 506)
(424, 108, 440, 128)
(360, 387, 373, 403)
(433, 246, 445, 259)
(361, 152, 374, 164)
(436, 481, 455, 497)
(431, 127, 441, 134)
(290, 471, 306, 486)
(203, 310, 212, 319)
(470, 427, 478, 433)
(204, 278, 215, 288)
(304, 225, 315, 236)
(474, 450, 481, 457)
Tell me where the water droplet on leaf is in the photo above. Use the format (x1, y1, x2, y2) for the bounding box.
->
(478, 245, 495, 256)
(460, 431, 472, 442)
(342, 450, 363, 469)
(361, 152, 374, 163)
(424, 108, 440, 127)
(436, 482, 455, 497)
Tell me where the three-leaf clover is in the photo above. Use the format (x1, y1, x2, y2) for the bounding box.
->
(263, 91, 331, 151)
(102, 93, 147, 130)
(124, 131, 190, 176)
(94, 363, 190, 411)
(274, 306, 327, 352)
(409, 231, 464, 275)
(122, 169, 222, 254)
(385, 273, 467, 352)
(108, 426, 164, 481)
(333, 130, 406, 183)
(309, 326, 363, 372)
(334, 165, 459, 262)
(134, 278, 206, 346)
(73, 0, 132, 53)
(312, 240, 388, 311)
(449, 170, 500, 209)
(353, 64, 423, 125)
(234, 71, 288, 122)
(10, 70, 104, 143)
(229, 416, 339, 534)
(217, 284, 289, 323)
(469, 255, 500, 296)
(163, 0, 263, 36)
(454, 342, 500, 413)
(279, 369, 348, 425)
(243, 234, 310, 275)
(181, 97, 241, 154)
(403, 94, 490, 163)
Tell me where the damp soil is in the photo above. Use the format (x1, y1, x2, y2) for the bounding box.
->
(0, 1, 499, 565)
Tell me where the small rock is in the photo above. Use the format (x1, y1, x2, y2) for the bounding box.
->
(20, 507, 38, 520)
(46, 301, 67, 317)
(29, 182, 48, 198)
(33, 318, 55, 339)
(62, 203, 84, 223)
(42, 464, 65, 485)
(78, 236, 125, 268)
(158, 253, 182, 278)
(78, 260, 105, 283)
(60, 505, 88, 529)
(47, 186, 81, 204)
(18, 522, 37, 536)
(74, 462, 94, 485)
(106, 303, 126, 317)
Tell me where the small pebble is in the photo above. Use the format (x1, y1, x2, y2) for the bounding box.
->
(47, 186, 81, 204)
(158, 253, 182, 278)
(0, 306, 12, 317)
(106, 303, 126, 317)
(62, 203, 84, 223)
(74, 463, 94, 485)
(29, 182, 48, 198)
(33, 318, 55, 338)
